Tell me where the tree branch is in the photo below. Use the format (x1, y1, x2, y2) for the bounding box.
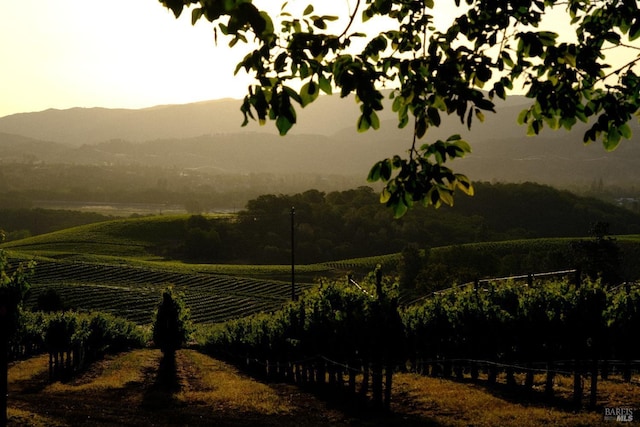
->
(599, 56, 640, 82)
(339, 0, 361, 39)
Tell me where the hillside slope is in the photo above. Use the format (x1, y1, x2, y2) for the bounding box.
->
(4, 183, 640, 263)
(1, 95, 640, 187)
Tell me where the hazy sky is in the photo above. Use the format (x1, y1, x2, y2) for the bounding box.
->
(1, 0, 260, 118)
(2, 1, 634, 119)
(0, 0, 460, 119)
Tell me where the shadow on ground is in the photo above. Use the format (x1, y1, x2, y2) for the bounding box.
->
(8, 350, 445, 427)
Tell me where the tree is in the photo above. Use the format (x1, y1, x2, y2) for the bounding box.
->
(160, 0, 640, 216)
(570, 221, 621, 285)
(398, 243, 424, 289)
(36, 287, 66, 312)
(0, 240, 34, 425)
(184, 215, 223, 261)
(152, 286, 192, 358)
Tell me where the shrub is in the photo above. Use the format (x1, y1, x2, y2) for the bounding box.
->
(152, 286, 192, 356)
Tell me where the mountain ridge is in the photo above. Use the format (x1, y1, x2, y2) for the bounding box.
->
(1, 95, 639, 187)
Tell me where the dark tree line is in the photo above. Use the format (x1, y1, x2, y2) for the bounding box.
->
(180, 183, 640, 265)
(0, 208, 113, 241)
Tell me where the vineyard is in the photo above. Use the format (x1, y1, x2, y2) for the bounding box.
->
(18, 259, 316, 324)
(4, 192, 640, 423)
(3, 254, 640, 418)
(201, 273, 640, 410)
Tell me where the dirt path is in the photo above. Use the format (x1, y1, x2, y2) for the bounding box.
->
(6, 349, 628, 426)
(7, 349, 381, 427)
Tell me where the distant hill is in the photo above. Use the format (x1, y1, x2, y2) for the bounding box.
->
(5, 183, 640, 265)
(0, 100, 263, 145)
(0, 96, 362, 145)
(1, 94, 640, 187)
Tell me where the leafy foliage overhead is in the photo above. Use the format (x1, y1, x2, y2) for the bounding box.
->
(160, 0, 640, 215)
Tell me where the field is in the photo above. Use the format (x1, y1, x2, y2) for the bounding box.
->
(1, 215, 403, 324)
(3, 213, 640, 324)
(17, 258, 322, 325)
(4, 214, 640, 425)
(8, 348, 636, 427)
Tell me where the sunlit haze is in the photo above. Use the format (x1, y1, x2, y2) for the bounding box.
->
(0, 0, 472, 118)
(0, 0, 257, 118)
(1, 1, 630, 119)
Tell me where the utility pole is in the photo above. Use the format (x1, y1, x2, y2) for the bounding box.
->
(290, 207, 296, 301)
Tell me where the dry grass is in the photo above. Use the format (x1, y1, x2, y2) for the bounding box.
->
(7, 350, 639, 426)
(175, 350, 295, 415)
(7, 350, 347, 426)
(392, 374, 605, 427)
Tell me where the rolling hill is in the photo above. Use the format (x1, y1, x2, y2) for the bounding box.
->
(4, 211, 640, 325)
(1, 94, 640, 187)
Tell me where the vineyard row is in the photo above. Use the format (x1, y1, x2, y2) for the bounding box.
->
(19, 259, 314, 324)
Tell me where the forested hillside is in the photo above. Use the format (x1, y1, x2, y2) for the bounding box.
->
(228, 183, 640, 264)
(4, 183, 639, 266)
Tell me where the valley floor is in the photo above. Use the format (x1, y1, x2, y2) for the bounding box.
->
(7, 349, 633, 426)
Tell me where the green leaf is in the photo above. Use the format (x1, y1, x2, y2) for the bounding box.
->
(475, 65, 492, 83)
(517, 109, 528, 125)
(438, 187, 454, 206)
(313, 18, 327, 30)
(501, 51, 514, 68)
(427, 107, 441, 126)
(427, 187, 441, 208)
(367, 161, 382, 182)
(276, 115, 294, 135)
(300, 81, 319, 107)
(191, 8, 203, 25)
(619, 123, 632, 139)
(604, 31, 621, 44)
(560, 116, 577, 130)
(455, 174, 474, 196)
(299, 62, 310, 79)
(604, 127, 621, 151)
(274, 52, 288, 72)
(370, 111, 380, 130)
(432, 95, 447, 110)
(283, 86, 302, 105)
(362, 8, 373, 23)
(527, 120, 541, 136)
(357, 114, 370, 132)
(563, 52, 577, 67)
(258, 12, 275, 38)
(544, 115, 560, 130)
(368, 159, 392, 182)
(162, 0, 184, 18)
(415, 117, 428, 138)
(630, 20, 640, 41)
(379, 187, 392, 203)
(492, 81, 506, 99)
(452, 139, 471, 155)
(538, 31, 558, 46)
(303, 4, 314, 15)
(392, 197, 409, 218)
(584, 128, 598, 143)
(381, 159, 392, 180)
(318, 74, 332, 94)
